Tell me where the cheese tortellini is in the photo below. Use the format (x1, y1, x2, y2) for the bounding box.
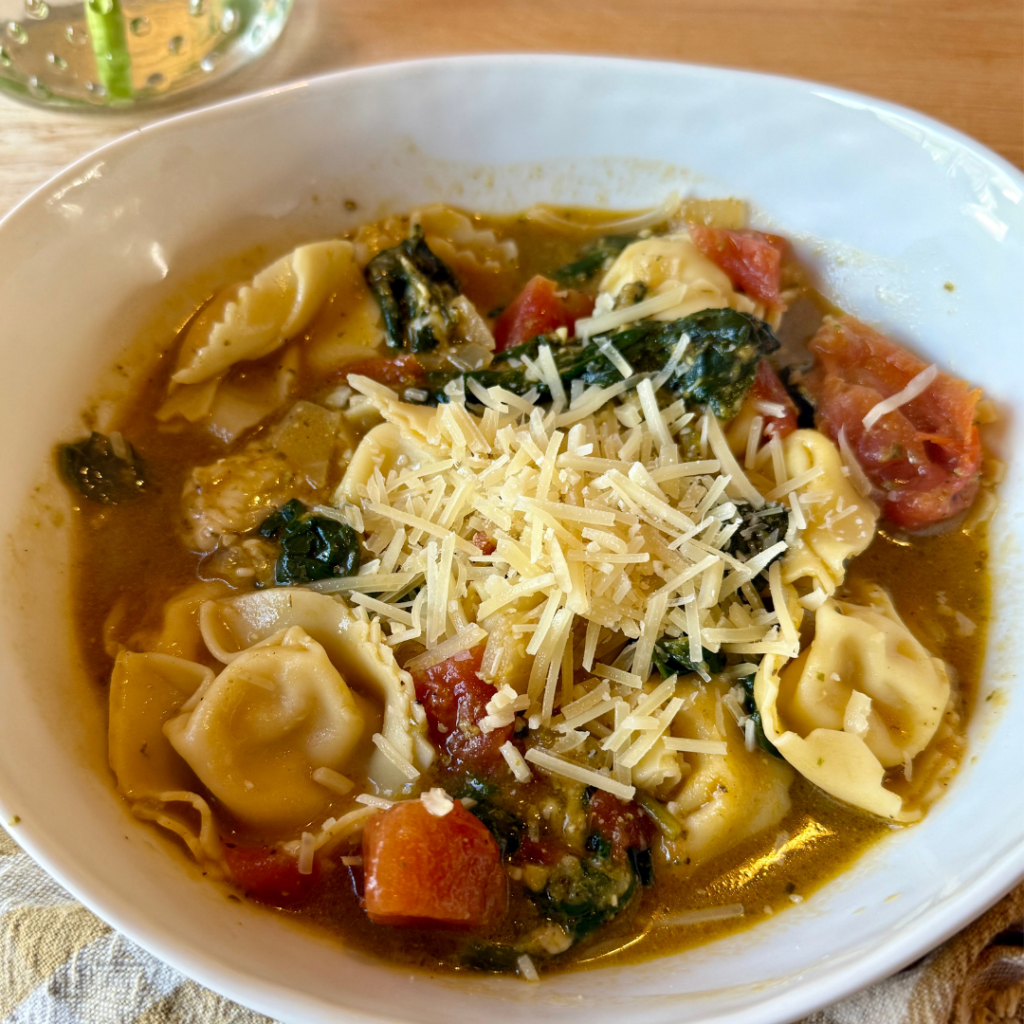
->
(597, 232, 765, 322)
(668, 680, 794, 867)
(411, 204, 518, 276)
(337, 421, 446, 506)
(108, 651, 223, 865)
(164, 626, 365, 830)
(172, 241, 358, 385)
(755, 585, 951, 820)
(780, 430, 879, 597)
(198, 588, 430, 795)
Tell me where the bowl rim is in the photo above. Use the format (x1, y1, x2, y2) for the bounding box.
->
(0, 52, 1022, 1024)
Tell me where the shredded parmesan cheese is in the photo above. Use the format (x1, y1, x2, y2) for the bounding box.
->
(862, 364, 938, 431)
(500, 741, 533, 782)
(311, 766, 355, 796)
(371, 734, 420, 781)
(421, 788, 455, 817)
(297, 831, 315, 875)
(656, 904, 746, 927)
(525, 748, 635, 800)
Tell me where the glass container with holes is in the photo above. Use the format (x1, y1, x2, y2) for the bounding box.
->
(0, 0, 292, 108)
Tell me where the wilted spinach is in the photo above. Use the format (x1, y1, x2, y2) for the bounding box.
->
(652, 637, 725, 681)
(58, 431, 145, 504)
(552, 234, 635, 286)
(421, 307, 779, 419)
(259, 499, 362, 585)
(533, 850, 638, 942)
(738, 674, 782, 759)
(724, 501, 790, 578)
(454, 777, 524, 858)
(364, 226, 461, 352)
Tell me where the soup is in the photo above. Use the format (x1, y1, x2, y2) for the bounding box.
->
(61, 198, 994, 978)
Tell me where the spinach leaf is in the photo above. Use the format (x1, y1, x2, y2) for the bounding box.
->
(627, 846, 655, 887)
(364, 226, 461, 352)
(58, 431, 145, 504)
(634, 791, 683, 841)
(460, 941, 522, 974)
(534, 851, 637, 942)
(724, 501, 790, 577)
(422, 308, 779, 419)
(552, 235, 635, 286)
(738, 674, 783, 759)
(652, 637, 725, 680)
(259, 499, 362, 585)
(453, 776, 523, 857)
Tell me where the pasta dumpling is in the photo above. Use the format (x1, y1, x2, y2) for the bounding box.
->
(127, 580, 233, 663)
(780, 429, 879, 597)
(755, 585, 951, 820)
(337, 421, 446, 507)
(172, 241, 358, 385)
(597, 232, 765, 322)
(411, 204, 518, 276)
(110, 651, 213, 800)
(198, 588, 429, 795)
(108, 651, 224, 867)
(667, 680, 794, 867)
(164, 626, 365, 830)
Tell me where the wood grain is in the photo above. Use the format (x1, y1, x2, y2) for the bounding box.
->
(0, 0, 1020, 219)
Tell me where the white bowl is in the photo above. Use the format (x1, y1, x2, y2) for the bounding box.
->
(0, 55, 1021, 1024)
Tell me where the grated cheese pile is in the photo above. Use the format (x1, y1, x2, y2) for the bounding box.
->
(320, 366, 801, 801)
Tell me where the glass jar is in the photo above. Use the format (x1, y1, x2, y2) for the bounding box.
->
(0, 0, 292, 109)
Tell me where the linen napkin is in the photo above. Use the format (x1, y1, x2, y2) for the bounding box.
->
(2, 825, 1020, 1024)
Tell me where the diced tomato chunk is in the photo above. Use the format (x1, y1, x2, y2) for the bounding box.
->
(223, 844, 320, 906)
(751, 359, 798, 440)
(515, 836, 568, 867)
(343, 353, 426, 387)
(411, 645, 512, 772)
(805, 315, 982, 530)
(689, 226, 787, 310)
(362, 800, 506, 929)
(587, 791, 656, 862)
(493, 275, 594, 352)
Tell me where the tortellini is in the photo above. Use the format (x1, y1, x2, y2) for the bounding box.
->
(108, 651, 223, 865)
(110, 651, 213, 800)
(780, 429, 879, 597)
(164, 627, 365, 830)
(198, 588, 430, 796)
(411, 204, 518, 276)
(597, 232, 764, 322)
(755, 585, 951, 820)
(337, 421, 447, 507)
(667, 680, 794, 867)
(172, 241, 358, 385)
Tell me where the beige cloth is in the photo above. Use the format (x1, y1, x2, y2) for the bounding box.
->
(1, 825, 1020, 1023)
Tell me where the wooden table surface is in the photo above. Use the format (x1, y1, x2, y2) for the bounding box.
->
(0, 0, 1021, 219)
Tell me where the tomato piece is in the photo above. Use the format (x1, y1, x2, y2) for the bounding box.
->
(362, 799, 506, 929)
(493, 275, 594, 352)
(805, 315, 982, 530)
(411, 645, 512, 772)
(587, 791, 656, 862)
(749, 360, 799, 440)
(515, 836, 568, 867)
(689, 226, 787, 310)
(343, 354, 426, 387)
(223, 844, 319, 906)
